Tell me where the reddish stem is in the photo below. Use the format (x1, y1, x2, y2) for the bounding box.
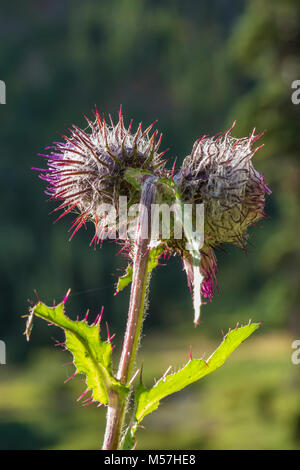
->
(102, 176, 156, 450)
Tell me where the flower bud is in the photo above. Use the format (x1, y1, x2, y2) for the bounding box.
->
(176, 123, 271, 250)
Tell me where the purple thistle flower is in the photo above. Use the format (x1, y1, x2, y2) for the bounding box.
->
(36, 106, 168, 244)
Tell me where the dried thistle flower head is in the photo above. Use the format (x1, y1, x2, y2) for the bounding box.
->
(36, 106, 168, 244)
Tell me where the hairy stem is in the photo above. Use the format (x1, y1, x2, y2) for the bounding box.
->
(102, 176, 156, 450)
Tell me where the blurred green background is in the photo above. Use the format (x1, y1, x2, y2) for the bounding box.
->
(1, 0, 300, 449)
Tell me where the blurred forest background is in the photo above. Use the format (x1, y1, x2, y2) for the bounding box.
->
(1, 0, 300, 449)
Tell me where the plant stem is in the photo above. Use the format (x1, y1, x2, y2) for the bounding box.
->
(102, 176, 156, 450)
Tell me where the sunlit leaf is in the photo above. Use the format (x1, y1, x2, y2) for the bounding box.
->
(135, 323, 260, 423)
(25, 298, 128, 405)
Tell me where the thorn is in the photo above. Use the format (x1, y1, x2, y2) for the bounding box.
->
(109, 113, 114, 127)
(171, 157, 177, 178)
(132, 440, 138, 450)
(129, 368, 140, 386)
(144, 129, 158, 155)
(190, 345, 193, 360)
(64, 372, 77, 383)
(253, 143, 264, 154)
(98, 306, 104, 325)
(119, 104, 124, 138)
(33, 289, 40, 303)
(54, 340, 66, 348)
(133, 122, 142, 148)
(63, 288, 71, 304)
(90, 233, 97, 249)
(77, 388, 89, 402)
(82, 400, 94, 407)
(127, 118, 133, 135)
(82, 394, 93, 404)
(116, 244, 128, 256)
(157, 148, 168, 159)
(106, 321, 114, 342)
(226, 120, 236, 136)
(162, 366, 172, 382)
(84, 309, 90, 322)
(155, 132, 163, 150)
(137, 424, 146, 430)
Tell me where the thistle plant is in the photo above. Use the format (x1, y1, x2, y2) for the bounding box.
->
(25, 107, 270, 450)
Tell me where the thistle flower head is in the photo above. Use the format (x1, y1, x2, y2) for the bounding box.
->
(176, 123, 271, 250)
(37, 106, 168, 243)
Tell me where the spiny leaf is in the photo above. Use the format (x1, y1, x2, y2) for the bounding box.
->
(25, 298, 128, 406)
(135, 322, 260, 423)
(115, 246, 163, 294)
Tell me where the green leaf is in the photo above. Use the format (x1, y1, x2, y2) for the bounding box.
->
(173, 186, 205, 326)
(135, 323, 260, 423)
(116, 264, 133, 293)
(119, 425, 137, 450)
(25, 297, 128, 405)
(115, 246, 163, 294)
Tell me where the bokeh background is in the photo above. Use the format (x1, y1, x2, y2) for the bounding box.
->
(1, 0, 300, 449)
